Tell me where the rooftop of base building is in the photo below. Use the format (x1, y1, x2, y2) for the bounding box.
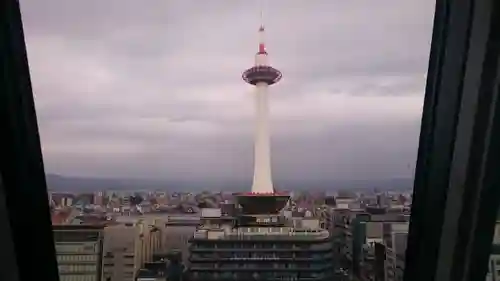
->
(192, 216, 329, 241)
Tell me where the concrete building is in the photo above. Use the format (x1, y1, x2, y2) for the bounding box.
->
(390, 217, 500, 281)
(51, 193, 74, 208)
(359, 221, 384, 281)
(53, 224, 104, 281)
(373, 242, 387, 281)
(331, 206, 410, 281)
(136, 270, 167, 281)
(94, 191, 104, 207)
(383, 222, 409, 281)
(335, 197, 358, 210)
(332, 208, 368, 276)
(135, 261, 168, 281)
(395, 248, 406, 281)
(189, 213, 334, 280)
(318, 205, 335, 231)
(102, 220, 161, 281)
(162, 215, 200, 265)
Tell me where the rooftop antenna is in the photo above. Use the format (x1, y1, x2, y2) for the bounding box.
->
(260, 0, 264, 28)
(258, 0, 266, 54)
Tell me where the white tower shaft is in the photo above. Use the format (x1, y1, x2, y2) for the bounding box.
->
(252, 81, 273, 193)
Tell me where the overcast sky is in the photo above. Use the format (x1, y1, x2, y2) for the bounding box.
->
(19, 0, 435, 182)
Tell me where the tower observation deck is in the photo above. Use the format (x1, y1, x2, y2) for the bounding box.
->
(242, 26, 283, 86)
(237, 24, 289, 215)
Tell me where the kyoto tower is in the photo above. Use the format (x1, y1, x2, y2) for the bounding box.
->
(236, 20, 289, 215)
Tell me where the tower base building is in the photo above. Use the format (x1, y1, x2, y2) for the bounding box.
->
(188, 211, 334, 281)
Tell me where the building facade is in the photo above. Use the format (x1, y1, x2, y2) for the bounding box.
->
(383, 221, 409, 281)
(161, 215, 200, 265)
(53, 225, 104, 281)
(189, 214, 334, 281)
(102, 219, 161, 281)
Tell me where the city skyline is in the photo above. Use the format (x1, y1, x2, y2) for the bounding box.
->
(22, 0, 434, 182)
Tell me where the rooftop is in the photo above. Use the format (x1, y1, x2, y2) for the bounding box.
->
(51, 211, 71, 225)
(236, 193, 290, 215)
(52, 224, 104, 230)
(194, 226, 329, 241)
(365, 221, 384, 238)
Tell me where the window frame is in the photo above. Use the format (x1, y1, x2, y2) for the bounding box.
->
(1, 1, 60, 281)
(404, 0, 500, 281)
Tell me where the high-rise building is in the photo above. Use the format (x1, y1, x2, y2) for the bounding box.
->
(102, 220, 161, 281)
(53, 225, 104, 281)
(188, 209, 334, 280)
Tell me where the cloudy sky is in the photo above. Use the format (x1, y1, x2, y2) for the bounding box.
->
(19, 0, 435, 183)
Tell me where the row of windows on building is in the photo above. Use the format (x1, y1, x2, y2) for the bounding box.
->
(191, 272, 328, 279)
(103, 252, 135, 258)
(191, 263, 331, 269)
(103, 263, 135, 267)
(59, 275, 98, 281)
(191, 253, 333, 259)
(57, 254, 98, 262)
(56, 243, 99, 254)
(193, 243, 330, 249)
(58, 264, 98, 274)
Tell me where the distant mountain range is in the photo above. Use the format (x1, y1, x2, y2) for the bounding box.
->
(45, 174, 414, 192)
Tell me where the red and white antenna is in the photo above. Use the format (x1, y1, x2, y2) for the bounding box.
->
(258, 0, 267, 54)
(256, 4, 269, 68)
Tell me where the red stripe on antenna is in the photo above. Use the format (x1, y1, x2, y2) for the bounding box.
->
(259, 43, 266, 53)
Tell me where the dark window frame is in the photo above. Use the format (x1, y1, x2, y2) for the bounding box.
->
(405, 0, 500, 281)
(1, 1, 60, 281)
(1, 1, 500, 281)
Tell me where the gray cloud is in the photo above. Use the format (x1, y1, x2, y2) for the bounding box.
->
(20, 0, 434, 183)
